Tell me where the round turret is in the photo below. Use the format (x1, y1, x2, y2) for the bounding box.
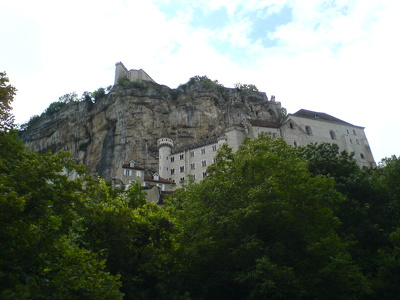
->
(157, 138, 174, 179)
(157, 138, 173, 149)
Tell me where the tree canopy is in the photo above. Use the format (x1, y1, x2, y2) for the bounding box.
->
(165, 136, 370, 299)
(0, 72, 17, 131)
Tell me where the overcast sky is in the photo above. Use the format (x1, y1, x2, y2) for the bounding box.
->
(1, 0, 399, 162)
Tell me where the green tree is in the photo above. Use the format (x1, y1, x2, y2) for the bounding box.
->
(58, 91, 78, 103)
(167, 135, 369, 299)
(234, 82, 259, 92)
(0, 132, 123, 299)
(92, 87, 105, 102)
(80, 180, 176, 299)
(298, 143, 400, 298)
(0, 72, 17, 131)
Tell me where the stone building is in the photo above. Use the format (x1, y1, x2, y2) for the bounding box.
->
(282, 109, 375, 169)
(118, 160, 175, 203)
(114, 61, 155, 85)
(158, 109, 376, 188)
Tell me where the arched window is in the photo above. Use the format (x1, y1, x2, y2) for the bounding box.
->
(305, 126, 312, 136)
(330, 130, 336, 140)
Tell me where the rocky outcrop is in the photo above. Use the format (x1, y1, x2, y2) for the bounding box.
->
(20, 81, 285, 180)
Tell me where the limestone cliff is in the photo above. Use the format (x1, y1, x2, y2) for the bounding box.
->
(20, 80, 285, 180)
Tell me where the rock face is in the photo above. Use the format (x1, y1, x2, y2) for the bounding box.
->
(20, 81, 285, 180)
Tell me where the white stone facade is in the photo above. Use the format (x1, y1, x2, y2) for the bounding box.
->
(120, 160, 175, 193)
(282, 110, 375, 169)
(158, 139, 220, 186)
(158, 109, 376, 188)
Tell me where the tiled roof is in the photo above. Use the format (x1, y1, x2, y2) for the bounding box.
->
(144, 175, 174, 184)
(248, 119, 281, 128)
(290, 109, 362, 127)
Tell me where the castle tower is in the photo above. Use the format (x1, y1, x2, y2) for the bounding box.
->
(114, 62, 128, 85)
(157, 135, 174, 179)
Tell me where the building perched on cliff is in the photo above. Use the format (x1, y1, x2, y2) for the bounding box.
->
(114, 62, 155, 85)
(157, 108, 375, 188)
(111, 62, 376, 189)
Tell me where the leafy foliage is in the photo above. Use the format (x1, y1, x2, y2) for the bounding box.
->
(179, 75, 225, 92)
(58, 91, 79, 103)
(44, 101, 66, 115)
(234, 82, 259, 92)
(91, 87, 106, 102)
(0, 132, 123, 299)
(166, 135, 370, 299)
(0, 72, 17, 131)
(117, 77, 146, 89)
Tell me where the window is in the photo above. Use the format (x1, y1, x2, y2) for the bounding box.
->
(179, 154, 184, 160)
(212, 145, 217, 151)
(180, 177, 185, 182)
(350, 139, 353, 144)
(170, 168, 175, 175)
(360, 153, 365, 159)
(170, 156, 175, 162)
(201, 148, 206, 154)
(190, 151, 195, 157)
(124, 169, 131, 176)
(356, 139, 360, 145)
(202, 171, 207, 178)
(153, 173, 160, 181)
(289, 123, 294, 129)
(347, 129, 350, 134)
(213, 158, 216, 163)
(180, 166, 184, 173)
(329, 130, 336, 140)
(190, 163, 195, 170)
(305, 126, 312, 136)
(202, 160, 207, 167)
(294, 140, 298, 147)
(353, 129, 357, 135)
(136, 170, 141, 177)
(129, 160, 135, 167)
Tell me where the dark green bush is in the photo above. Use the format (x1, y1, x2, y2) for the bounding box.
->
(45, 101, 66, 115)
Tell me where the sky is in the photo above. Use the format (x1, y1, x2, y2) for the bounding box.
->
(1, 0, 399, 163)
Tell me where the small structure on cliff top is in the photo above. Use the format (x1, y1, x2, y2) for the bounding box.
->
(114, 62, 155, 85)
